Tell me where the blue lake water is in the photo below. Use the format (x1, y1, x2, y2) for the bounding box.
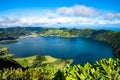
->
(0, 37, 114, 65)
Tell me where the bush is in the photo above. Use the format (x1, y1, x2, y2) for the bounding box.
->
(0, 58, 120, 80)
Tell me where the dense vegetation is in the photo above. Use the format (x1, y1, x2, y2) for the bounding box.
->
(0, 58, 120, 80)
(0, 47, 9, 55)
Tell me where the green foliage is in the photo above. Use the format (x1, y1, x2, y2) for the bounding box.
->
(0, 58, 120, 80)
(0, 47, 9, 55)
(0, 68, 56, 80)
(53, 70, 65, 80)
(0, 47, 14, 58)
(59, 58, 120, 80)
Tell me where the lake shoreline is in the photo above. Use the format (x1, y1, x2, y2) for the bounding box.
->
(0, 28, 119, 60)
(0, 37, 114, 65)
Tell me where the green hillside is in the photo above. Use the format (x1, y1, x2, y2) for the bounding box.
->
(14, 55, 73, 68)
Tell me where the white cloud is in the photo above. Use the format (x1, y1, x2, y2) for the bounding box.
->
(0, 16, 120, 27)
(0, 5, 120, 27)
(105, 13, 120, 20)
(57, 5, 99, 17)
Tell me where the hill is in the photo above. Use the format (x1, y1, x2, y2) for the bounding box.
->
(14, 55, 73, 68)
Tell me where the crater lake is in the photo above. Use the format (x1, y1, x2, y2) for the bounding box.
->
(0, 37, 114, 65)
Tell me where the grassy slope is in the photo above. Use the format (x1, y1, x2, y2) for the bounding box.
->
(14, 55, 73, 69)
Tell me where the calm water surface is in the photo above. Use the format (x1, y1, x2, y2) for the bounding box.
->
(0, 37, 114, 65)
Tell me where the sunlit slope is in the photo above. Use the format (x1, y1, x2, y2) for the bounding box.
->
(14, 55, 73, 68)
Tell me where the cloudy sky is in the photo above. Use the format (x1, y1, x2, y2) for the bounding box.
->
(0, 0, 120, 28)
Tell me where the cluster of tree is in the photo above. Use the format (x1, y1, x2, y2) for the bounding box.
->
(0, 47, 14, 58)
(0, 58, 120, 80)
(0, 47, 9, 55)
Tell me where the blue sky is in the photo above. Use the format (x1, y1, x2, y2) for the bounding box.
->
(0, 0, 120, 28)
(0, 0, 120, 11)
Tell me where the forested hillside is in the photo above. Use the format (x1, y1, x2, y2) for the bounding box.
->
(39, 28, 120, 58)
(0, 27, 43, 40)
(0, 27, 120, 58)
